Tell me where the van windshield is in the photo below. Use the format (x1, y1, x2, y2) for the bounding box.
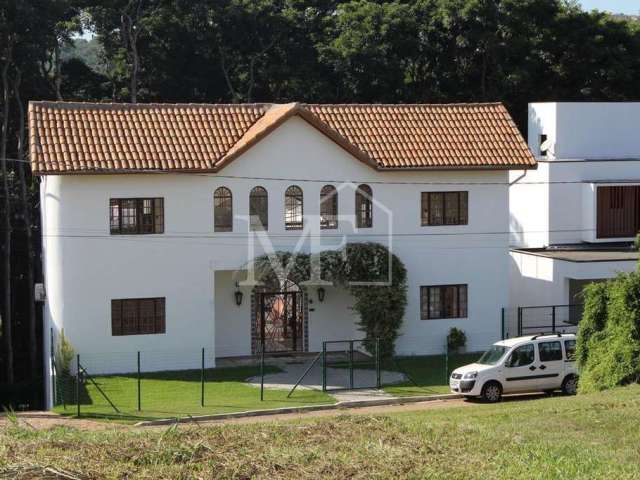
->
(477, 345, 509, 365)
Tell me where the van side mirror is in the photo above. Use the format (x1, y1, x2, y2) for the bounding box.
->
(505, 354, 515, 368)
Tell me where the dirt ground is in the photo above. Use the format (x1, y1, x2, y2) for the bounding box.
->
(0, 394, 546, 431)
(0, 398, 472, 431)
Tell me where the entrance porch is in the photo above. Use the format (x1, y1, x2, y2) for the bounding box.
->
(214, 270, 360, 360)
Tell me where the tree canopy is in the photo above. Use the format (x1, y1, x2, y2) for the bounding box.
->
(2, 0, 640, 403)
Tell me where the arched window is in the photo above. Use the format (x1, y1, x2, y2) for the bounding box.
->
(355, 184, 373, 228)
(285, 185, 303, 230)
(249, 186, 268, 231)
(320, 185, 338, 229)
(214, 187, 233, 232)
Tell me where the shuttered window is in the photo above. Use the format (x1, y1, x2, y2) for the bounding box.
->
(421, 192, 468, 226)
(420, 285, 468, 320)
(111, 298, 166, 336)
(110, 198, 164, 234)
(596, 186, 640, 238)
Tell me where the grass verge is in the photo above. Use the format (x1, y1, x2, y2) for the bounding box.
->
(382, 352, 481, 395)
(2, 385, 639, 478)
(53, 365, 334, 422)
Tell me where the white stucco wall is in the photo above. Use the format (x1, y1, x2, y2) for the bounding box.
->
(42, 115, 511, 384)
(508, 251, 637, 335)
(510, 103, 640, 248)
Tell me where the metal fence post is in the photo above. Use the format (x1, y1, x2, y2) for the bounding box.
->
(517, 307, 523, 336)
(349, 340, 354, 390)
(322, 342, 327, 392)
(76, 354, 80, 417)
(501, 308, 506, 339)
(260, 347, 265, 401)
(444, 341, 449, 385)
(201, 348, 205, 407)
(137, 351, 141, 411)
(552, 306, 556, 333)
(51, 328, 56, 406)
(375, 338, 381, 389)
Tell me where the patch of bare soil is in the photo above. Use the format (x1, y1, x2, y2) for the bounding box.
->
(0, 412, 122, 431)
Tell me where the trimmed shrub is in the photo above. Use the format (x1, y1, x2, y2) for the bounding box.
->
(447, 327, 466, 352)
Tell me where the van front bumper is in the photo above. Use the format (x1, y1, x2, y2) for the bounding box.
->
(450, 377, 482, 396)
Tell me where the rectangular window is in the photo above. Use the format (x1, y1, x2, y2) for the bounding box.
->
(110, 198, 164, 234)
(538, 341, 563, 362)
(111, 298, 165, 336)
(596, 186, 640, 238)
(420, 284, 468, 320)
(564, 339, 576, 361)
(421, 192, 468, 226)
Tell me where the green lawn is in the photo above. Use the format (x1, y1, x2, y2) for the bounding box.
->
(382, 352, 482, 395)
(3, 385, 640, 478)
(53, 365, 334, 422)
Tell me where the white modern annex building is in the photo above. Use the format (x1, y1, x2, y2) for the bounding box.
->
(509, 102, 640, 334)
(31, 101, 535, 397)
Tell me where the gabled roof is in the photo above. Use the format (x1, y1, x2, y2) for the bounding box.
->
(29, 101, 536, 175)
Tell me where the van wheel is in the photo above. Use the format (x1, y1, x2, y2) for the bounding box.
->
(562, 376, 578, 396)
(481, 381, 502, 403)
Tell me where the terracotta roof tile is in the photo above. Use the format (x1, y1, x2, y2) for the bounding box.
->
(29, 101, 535, 174)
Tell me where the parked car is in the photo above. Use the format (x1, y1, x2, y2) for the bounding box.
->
(449, 333, 578, 402)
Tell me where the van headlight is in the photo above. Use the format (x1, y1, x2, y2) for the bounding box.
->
(463, 371, 478, 379)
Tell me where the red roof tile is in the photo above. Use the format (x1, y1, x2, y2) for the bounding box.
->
(29, 101, 535, 174)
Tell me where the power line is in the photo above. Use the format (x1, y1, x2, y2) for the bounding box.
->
(31, 226, 595, 239)
(5, 157, 639, 186)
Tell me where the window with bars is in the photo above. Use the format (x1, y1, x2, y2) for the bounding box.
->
(214, 187, 233, 232)
(320, 185, 338, 229)
(110, 198, 164, 234)
(285, 185, 304, 230)
(249, 186, 268, 231)
(420, 285, 468, 320)
(421, 191, 468, 226)
(111, 298, 166, 335)
(355, 184, 373, 228)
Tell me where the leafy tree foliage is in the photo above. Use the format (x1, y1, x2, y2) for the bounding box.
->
(3, 0, 640, 400)
(577, 270, 640, 393)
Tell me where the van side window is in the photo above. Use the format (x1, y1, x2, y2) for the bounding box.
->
(564, 340, 576, 361)
(506, 344, 534, 367)
(538, 341, 563, 362)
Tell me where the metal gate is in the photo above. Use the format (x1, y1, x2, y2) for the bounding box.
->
(258, 290, 304, 353)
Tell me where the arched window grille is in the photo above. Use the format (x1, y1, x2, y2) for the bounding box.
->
(249, 186, 268, 231)
(355, 184, 373, 228)
(320, 185, 338, 229)
(214, 187, 233, 232)
(285, 185, 303, 230)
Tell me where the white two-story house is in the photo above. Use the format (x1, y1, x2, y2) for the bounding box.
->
(509, 102, 640, 334)
(30, 101, 535, 398)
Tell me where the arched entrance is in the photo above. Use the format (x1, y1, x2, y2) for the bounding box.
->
(253, 279, 306, 354)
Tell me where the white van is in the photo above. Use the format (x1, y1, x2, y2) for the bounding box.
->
(450, 333, 578, 402)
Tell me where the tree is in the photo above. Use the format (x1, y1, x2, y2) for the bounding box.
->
(85, 0, 160, 102)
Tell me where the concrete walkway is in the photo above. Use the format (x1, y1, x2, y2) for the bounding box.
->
(246, 356, 405, 401)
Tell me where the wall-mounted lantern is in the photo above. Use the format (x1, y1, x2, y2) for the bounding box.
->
(234, 282, 243, 306)
(317, 287, 326, 303)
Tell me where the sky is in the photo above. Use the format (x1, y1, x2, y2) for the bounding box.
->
(578, 0, 640, 14)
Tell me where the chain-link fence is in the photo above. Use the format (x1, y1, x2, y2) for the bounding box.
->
(50, 340, 493, 420)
